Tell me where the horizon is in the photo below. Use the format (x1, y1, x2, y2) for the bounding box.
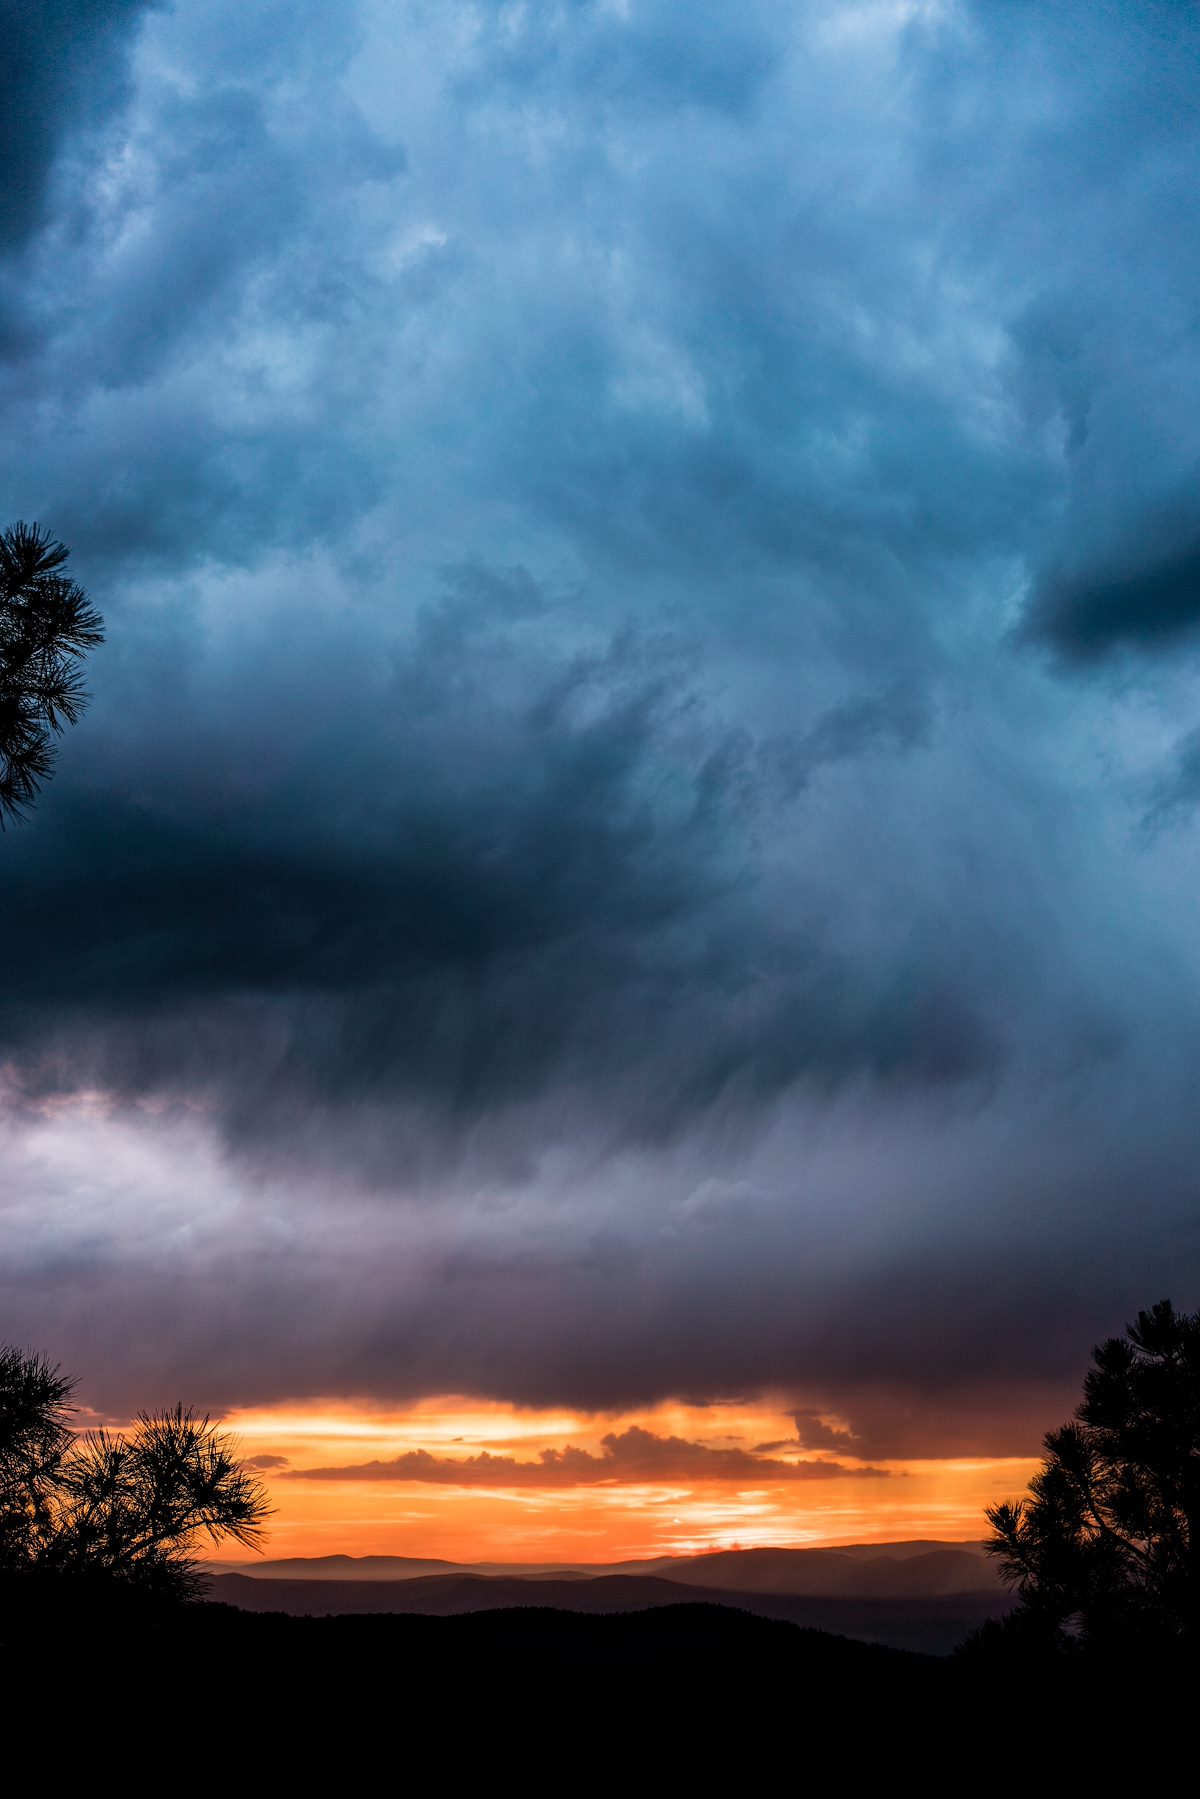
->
(77, 1390, 1035, 1563)
(4, 1, 1199, 1574)
(206, 1536, 992, 1570)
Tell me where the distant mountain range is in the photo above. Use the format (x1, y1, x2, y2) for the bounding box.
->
(205, 1541, 1008, 1654)
(210, 1539, 996, 1588)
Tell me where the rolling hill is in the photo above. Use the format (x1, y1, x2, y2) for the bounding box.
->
(206, 1541, 1006, 1654)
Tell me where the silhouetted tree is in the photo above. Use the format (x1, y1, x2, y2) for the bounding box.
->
(0, 1347, 271, 1600)
(0, 522, 104, 823)
(986, 1300, 1200, 1652)
(0, 1345, 74, 1569)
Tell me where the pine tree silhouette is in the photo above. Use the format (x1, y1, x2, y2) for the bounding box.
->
(0, 522, 104, 823)
(986, 1299, 1200, 1652)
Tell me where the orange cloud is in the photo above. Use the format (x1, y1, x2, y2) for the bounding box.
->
(284, 1423, 887, 1486)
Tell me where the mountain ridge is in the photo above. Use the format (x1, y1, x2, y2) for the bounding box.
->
(208, 1538, 992, 1585)
(206, 1565, 1007, 1655)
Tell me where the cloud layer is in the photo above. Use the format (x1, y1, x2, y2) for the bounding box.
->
(285, 1424, 884, 1486)
(3, 0, 1200, 1456)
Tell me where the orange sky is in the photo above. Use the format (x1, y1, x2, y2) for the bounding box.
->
(158, 1395, 1041, 1564)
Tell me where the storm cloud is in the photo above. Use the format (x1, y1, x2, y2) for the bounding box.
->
(0, 0, 154, 256)
(2, 0, 1200, 1453)
(1027, 527, 1200, 660)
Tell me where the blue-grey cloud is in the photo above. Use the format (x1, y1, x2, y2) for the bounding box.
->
(0, 0, 153, 257)
(1, 0, 1200, 1449)
(1027, 526, 1200, 660)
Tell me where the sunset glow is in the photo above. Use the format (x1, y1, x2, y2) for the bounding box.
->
(174, 1397, 1041, 1564)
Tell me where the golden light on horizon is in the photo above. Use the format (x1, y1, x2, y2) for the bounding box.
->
(177, 1395, 1042, 1565)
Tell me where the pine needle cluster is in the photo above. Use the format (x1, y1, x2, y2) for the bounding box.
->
(1, 1347, 272, 1601)
(0, 522, 104, 823)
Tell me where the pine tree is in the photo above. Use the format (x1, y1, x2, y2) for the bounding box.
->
(0, 1347, 271, 1599)
(0, 522, 104, 823)
(986, 1300, 1200, 1651)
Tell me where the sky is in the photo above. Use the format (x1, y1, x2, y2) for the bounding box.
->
(2, 0, 1200, 1560)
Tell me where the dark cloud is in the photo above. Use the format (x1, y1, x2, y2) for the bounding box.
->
(284, 1425, 883, 1486)
(0, 0, 153, 256)
(1026, 525, 1200, 660)
(0, 569, 1041, 1179)
(3, 1073, 1192, 1452)
(979, 4, 1200, 666)
(792, 1411, 861, 1455)
(0, 3, 402, 566)
(1, 0, 1200, 1454)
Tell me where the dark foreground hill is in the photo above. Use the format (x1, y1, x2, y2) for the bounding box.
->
(204, 1540, 1006, 1653)
(209, 1566, 1006, 1654)
(4, 1583, 1194, 1793)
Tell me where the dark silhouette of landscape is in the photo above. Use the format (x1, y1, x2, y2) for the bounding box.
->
(6, 1578, 1193, 1789)
(205, 1541, 1006, 1654)
(5, 1312, 1200, 1784)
